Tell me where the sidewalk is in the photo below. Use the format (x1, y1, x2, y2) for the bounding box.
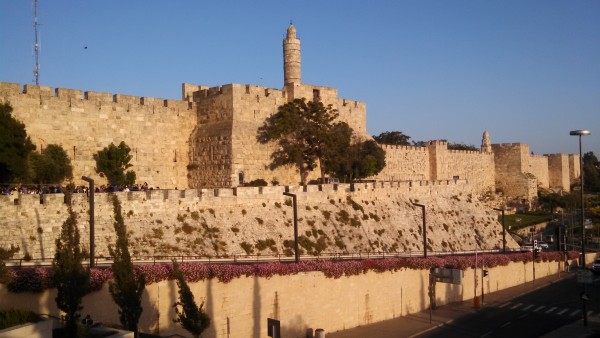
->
(327, 272, 580, 338)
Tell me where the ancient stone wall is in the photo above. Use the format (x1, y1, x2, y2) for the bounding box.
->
(528, 154, 549, 188)
(492, 143, 537, 199)
(569, 154, 581, 181)
(0, 82, 196, 189)
(0, 181, 516, 261)
(374, 145, 430, 181)
(547, 154, 571, 192)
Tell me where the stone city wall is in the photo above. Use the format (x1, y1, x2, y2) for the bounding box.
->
(547, 154, 571, 192)
(0, 254, 589, 337)
(528, 154, 549, 188)
(0, 82, 196, 189)
(569, 154, 581, 182)
(0, 180, 517, 261)
(375, 145, 430, 181)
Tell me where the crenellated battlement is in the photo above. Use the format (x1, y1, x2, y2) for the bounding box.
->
(381, 144, 427, 151)
(0, 82, 194, 110)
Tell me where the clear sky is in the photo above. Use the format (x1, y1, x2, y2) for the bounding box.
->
(1, 1, 598, 156)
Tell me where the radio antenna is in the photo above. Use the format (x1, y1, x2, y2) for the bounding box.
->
(33, 0, 40, 85)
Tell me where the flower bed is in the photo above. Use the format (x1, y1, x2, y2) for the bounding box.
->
(4, 251, 579, 293)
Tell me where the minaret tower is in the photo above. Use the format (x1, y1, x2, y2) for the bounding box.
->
(481, 130, 492, 153)
(283, 23, 301, 86)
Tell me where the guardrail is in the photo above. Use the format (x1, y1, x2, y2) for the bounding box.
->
(5, 248, 523, 267)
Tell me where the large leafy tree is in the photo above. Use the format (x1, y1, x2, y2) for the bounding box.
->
(95, 141, 136, 186)
(109, 194, 145, 338)
(258, 98, 338, 185)
(53, 185, 90, 337)
(0, 103, 36, 183)
(172, 261, 210, 338)
(327, 140, 385, 182)
(373, 131, 411, 145)
(583, 152, 600, 192)
(30, 144, 73, 184)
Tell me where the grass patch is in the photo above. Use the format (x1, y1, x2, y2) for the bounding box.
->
(501, 213, 552, 230)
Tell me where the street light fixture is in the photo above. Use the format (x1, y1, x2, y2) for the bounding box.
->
(570, 129, 591, 326)
(493, 208, 506, 253)
(412, 203, 427, 258)
(81, 176, 95, 268)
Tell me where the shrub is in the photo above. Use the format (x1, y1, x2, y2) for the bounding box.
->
(0, 309, 41, 330)
(245, 179, 268, 187)
(240, 242, 254, 255)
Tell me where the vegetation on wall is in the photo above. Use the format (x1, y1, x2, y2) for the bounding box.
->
(95, 141, 136, 186)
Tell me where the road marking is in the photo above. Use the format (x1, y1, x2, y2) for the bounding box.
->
(533, 305, 546, 312)
(500, 321, 512, 328)
(571, 309, 582, 316)
(518, 313, 528, 319)
(522, 304, 534, 311)
(480, 331, 494, 338)
(593, 277, 600, 282)
(545, 307, 557, 314)
(510, 303, 523, 310)
(557, 308, 569, 315)
(498, 302, 511, 308)
(588, 311, 594, 317)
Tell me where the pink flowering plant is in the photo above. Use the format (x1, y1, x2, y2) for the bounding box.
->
(4, 251, 580, 293)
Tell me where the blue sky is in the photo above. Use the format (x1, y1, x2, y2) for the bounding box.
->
(1, 1, 598, 156)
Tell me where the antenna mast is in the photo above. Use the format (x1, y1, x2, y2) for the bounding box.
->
(33, 0, 40, 85)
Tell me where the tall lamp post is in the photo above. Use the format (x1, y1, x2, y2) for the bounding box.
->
(494, 208, 506, 253)
(81, 176, 95, 268)
(412, 203, 427, 258)
(570, 129, 591, 326)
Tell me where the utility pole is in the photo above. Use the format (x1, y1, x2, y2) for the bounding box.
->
(33, 0, 40, 85)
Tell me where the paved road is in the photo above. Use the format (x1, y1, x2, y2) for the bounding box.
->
(421, 274, 600, 338)
(328, 272, 600, 338)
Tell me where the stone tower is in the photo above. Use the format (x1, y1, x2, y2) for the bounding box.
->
(283, 23, 301, 85)
(481, 130, 492, 153)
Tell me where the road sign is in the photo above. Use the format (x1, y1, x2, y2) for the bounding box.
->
(577, 269, 593, 284)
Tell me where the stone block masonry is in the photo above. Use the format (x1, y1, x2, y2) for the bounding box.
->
(0, 181, 517, 261)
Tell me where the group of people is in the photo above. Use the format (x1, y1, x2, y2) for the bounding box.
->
(1, 182, 157, 196)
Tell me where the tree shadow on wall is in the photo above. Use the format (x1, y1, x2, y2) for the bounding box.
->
(138, 285, 159, 335)
(252, 276, 261, 338)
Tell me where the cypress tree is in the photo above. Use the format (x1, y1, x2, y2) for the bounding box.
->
(108, 194, 145, 338)
(53, 185, 90, 337)
(172, 260, 210, 338)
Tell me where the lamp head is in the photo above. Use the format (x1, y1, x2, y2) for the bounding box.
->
(570, 130, 591, 136)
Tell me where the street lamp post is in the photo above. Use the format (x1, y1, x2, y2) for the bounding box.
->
(283, 192, 299, 263)
(570, 129, 591, 326)
(81, 176, 95, 268)
(412, 203, 427, 258)
(494, 208, 506, 253)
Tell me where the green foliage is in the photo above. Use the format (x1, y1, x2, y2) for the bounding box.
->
(240, 242, 254, 254)
(255, 239, 277, 252)
(324, 139, 386, 182)
(447, 142, 479, 151)
(94, 141, 136, 186)
(0, 103, 36, 183)
(583, 152, 600, 192)
(0, 245, 19, 284)
(257, 98, 339, 185)
(53, 186, 90, 337)
(0, 309, 41, 330)
(172, 261, 210, 338)
(29, 144, 73, 184)
(373, 131, 411, 145)
(245, 179, 268, 187)
(108, 194, 146, 337)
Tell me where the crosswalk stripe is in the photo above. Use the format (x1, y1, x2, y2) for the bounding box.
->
(533, 305, 546, 312)
(571, 309, 582, 316)
(498, 302, 511, 308)
(557, 308, 569, 315)
(522, 304, 534, 311)
(510, 303, 523, 310)
(545, 307, 557, 314)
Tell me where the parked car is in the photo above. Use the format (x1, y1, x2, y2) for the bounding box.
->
(592, 258, 600, 274)
(537, 242, 549, 249)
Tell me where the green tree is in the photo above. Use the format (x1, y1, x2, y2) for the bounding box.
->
(325, 139, 386, 182)
(172, 261, 210, 338)
(447, 142, 478, 151)
(108, 194, 145, 338)
(95, 142, 136, 186)
(583, 152, 600, 193)
(0, 103, 36, 183)
(257, 98, 338, 185)
(53, 185, 90, 337)
(320, 122, 353, 179)
(30, 144, 73, 184)
(0, 245, 19, 285)
(373, 131, 411, 145)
